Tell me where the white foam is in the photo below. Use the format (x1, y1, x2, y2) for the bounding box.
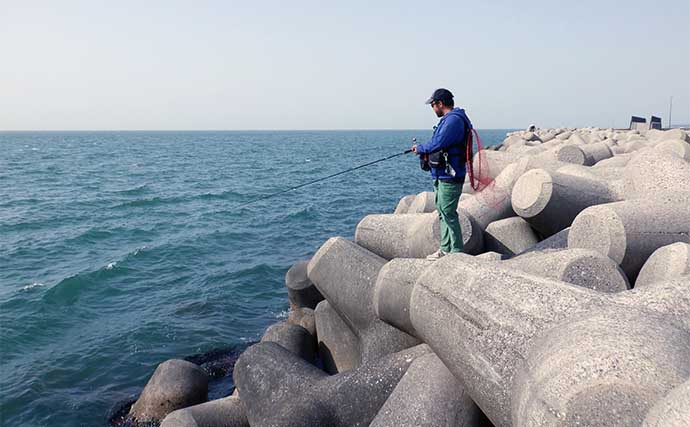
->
(106, 262, 117, 270)
(22, 282, 45, 291)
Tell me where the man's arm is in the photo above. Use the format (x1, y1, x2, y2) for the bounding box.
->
(415, 116, 466, 154)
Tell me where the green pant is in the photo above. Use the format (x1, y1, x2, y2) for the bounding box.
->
(434, 179, 464, 253)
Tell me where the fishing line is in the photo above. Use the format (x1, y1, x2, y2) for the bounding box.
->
(235, 148, 414, 210)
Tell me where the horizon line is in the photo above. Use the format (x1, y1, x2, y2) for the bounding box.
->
(0, 127, 522, 133)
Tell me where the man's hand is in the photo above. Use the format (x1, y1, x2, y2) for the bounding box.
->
(412, 144, 418, 154)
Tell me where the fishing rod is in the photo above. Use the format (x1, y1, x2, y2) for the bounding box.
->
(235, 139, 417, 210)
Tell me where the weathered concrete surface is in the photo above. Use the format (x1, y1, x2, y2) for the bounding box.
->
(484, 217, 539, 256)
(475, 150, 520, 179)
(355, 213, 439, 258)
(307, 237, 418, 365)
(517, 227, 570, 255)
(512, 309, 690, 427)
(643, 379, 690, 427)
(260, 321, 315, 363)
(285, 260, 324, 310)
(130, 359, 209, 424)
(354, 212, 480, 258)
(287, 307, 316, 336)
(375, 255, 690, 426)
(374, 258, 432, 337)
(314, 300, 359, 374)
(456, 158, 535, 253)
(505, 248, 630, 292)
(557, 141, 613, 166)
(234, 342, 430, 427)
(568, 197, 690, 282)
(511, 168, 618, 236)
(635, 242, 690, 288)
(407, 191, 436, 213)
(654, 139, 690, 161)
(614, 278, 690, 331)
(623, 151, 690, 197)
(370, 353, 488, 427)
(475, 251, 506, 261)
(160, 396, 248, 427)
(647, 128, 690, 143)
(394, 194, 416, 214)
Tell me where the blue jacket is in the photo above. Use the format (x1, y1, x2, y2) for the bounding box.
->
(416, 107, 471, 180)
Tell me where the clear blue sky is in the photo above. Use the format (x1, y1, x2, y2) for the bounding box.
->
(1, 0, 688, 130)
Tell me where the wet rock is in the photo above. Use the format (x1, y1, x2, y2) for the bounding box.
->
(130, 359, 209, 424)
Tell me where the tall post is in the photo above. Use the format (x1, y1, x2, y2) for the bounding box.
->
(668, 96, 673, 129)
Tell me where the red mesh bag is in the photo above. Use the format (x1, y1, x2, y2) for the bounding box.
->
(466, 129, 509, 208)
(466, 128, 494, 192)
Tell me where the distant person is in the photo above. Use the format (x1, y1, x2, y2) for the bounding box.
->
(412, 88, 473, 260)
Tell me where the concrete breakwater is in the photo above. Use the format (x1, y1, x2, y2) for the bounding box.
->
(125, 127, 690, 427)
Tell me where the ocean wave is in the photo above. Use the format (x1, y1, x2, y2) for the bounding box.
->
(21, 282, 45, 291)
(41, 246, 147, 304)
(112, 184, 150, 196)
(283, 205, 319, 220)
(196, 190, 245, 201)
(111, 196, 171, 209)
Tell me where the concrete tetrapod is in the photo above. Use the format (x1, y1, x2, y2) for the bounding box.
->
(407, 191, 436, 213)
(369, 352, 488, 427)
(307, 237, 419, 365)
(452, 158, 536, 255)
(354, 212, 480, 258)
(654, 139, 690, 161)
(160, 396, 248, 427)
(285, 260, 324, 310)
(287, 307, 316, 336)
(623, 150, 690, 197)
(484, 217, 539, 256)
(394, 194, 416, 214)
(516, 227, 570, 255)
(374, 255, 690, 427)
(568, 197, 690, 282)
(511, 168, 619, 237)
(557, 141, 613, 166)
(260, 321, 315, 363)
(314, 300, 359, 373)
(130, 359, 209, 424)
(642, 378, 690, 426)
(504, 248, 630, 292)
(234, 342, 430, 427)
(635, 242, 690, 288)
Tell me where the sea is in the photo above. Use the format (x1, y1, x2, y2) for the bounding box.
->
(0, 129, 510, 426)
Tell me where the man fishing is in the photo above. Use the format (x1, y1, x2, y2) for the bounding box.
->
(412, 88, 472, 260)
